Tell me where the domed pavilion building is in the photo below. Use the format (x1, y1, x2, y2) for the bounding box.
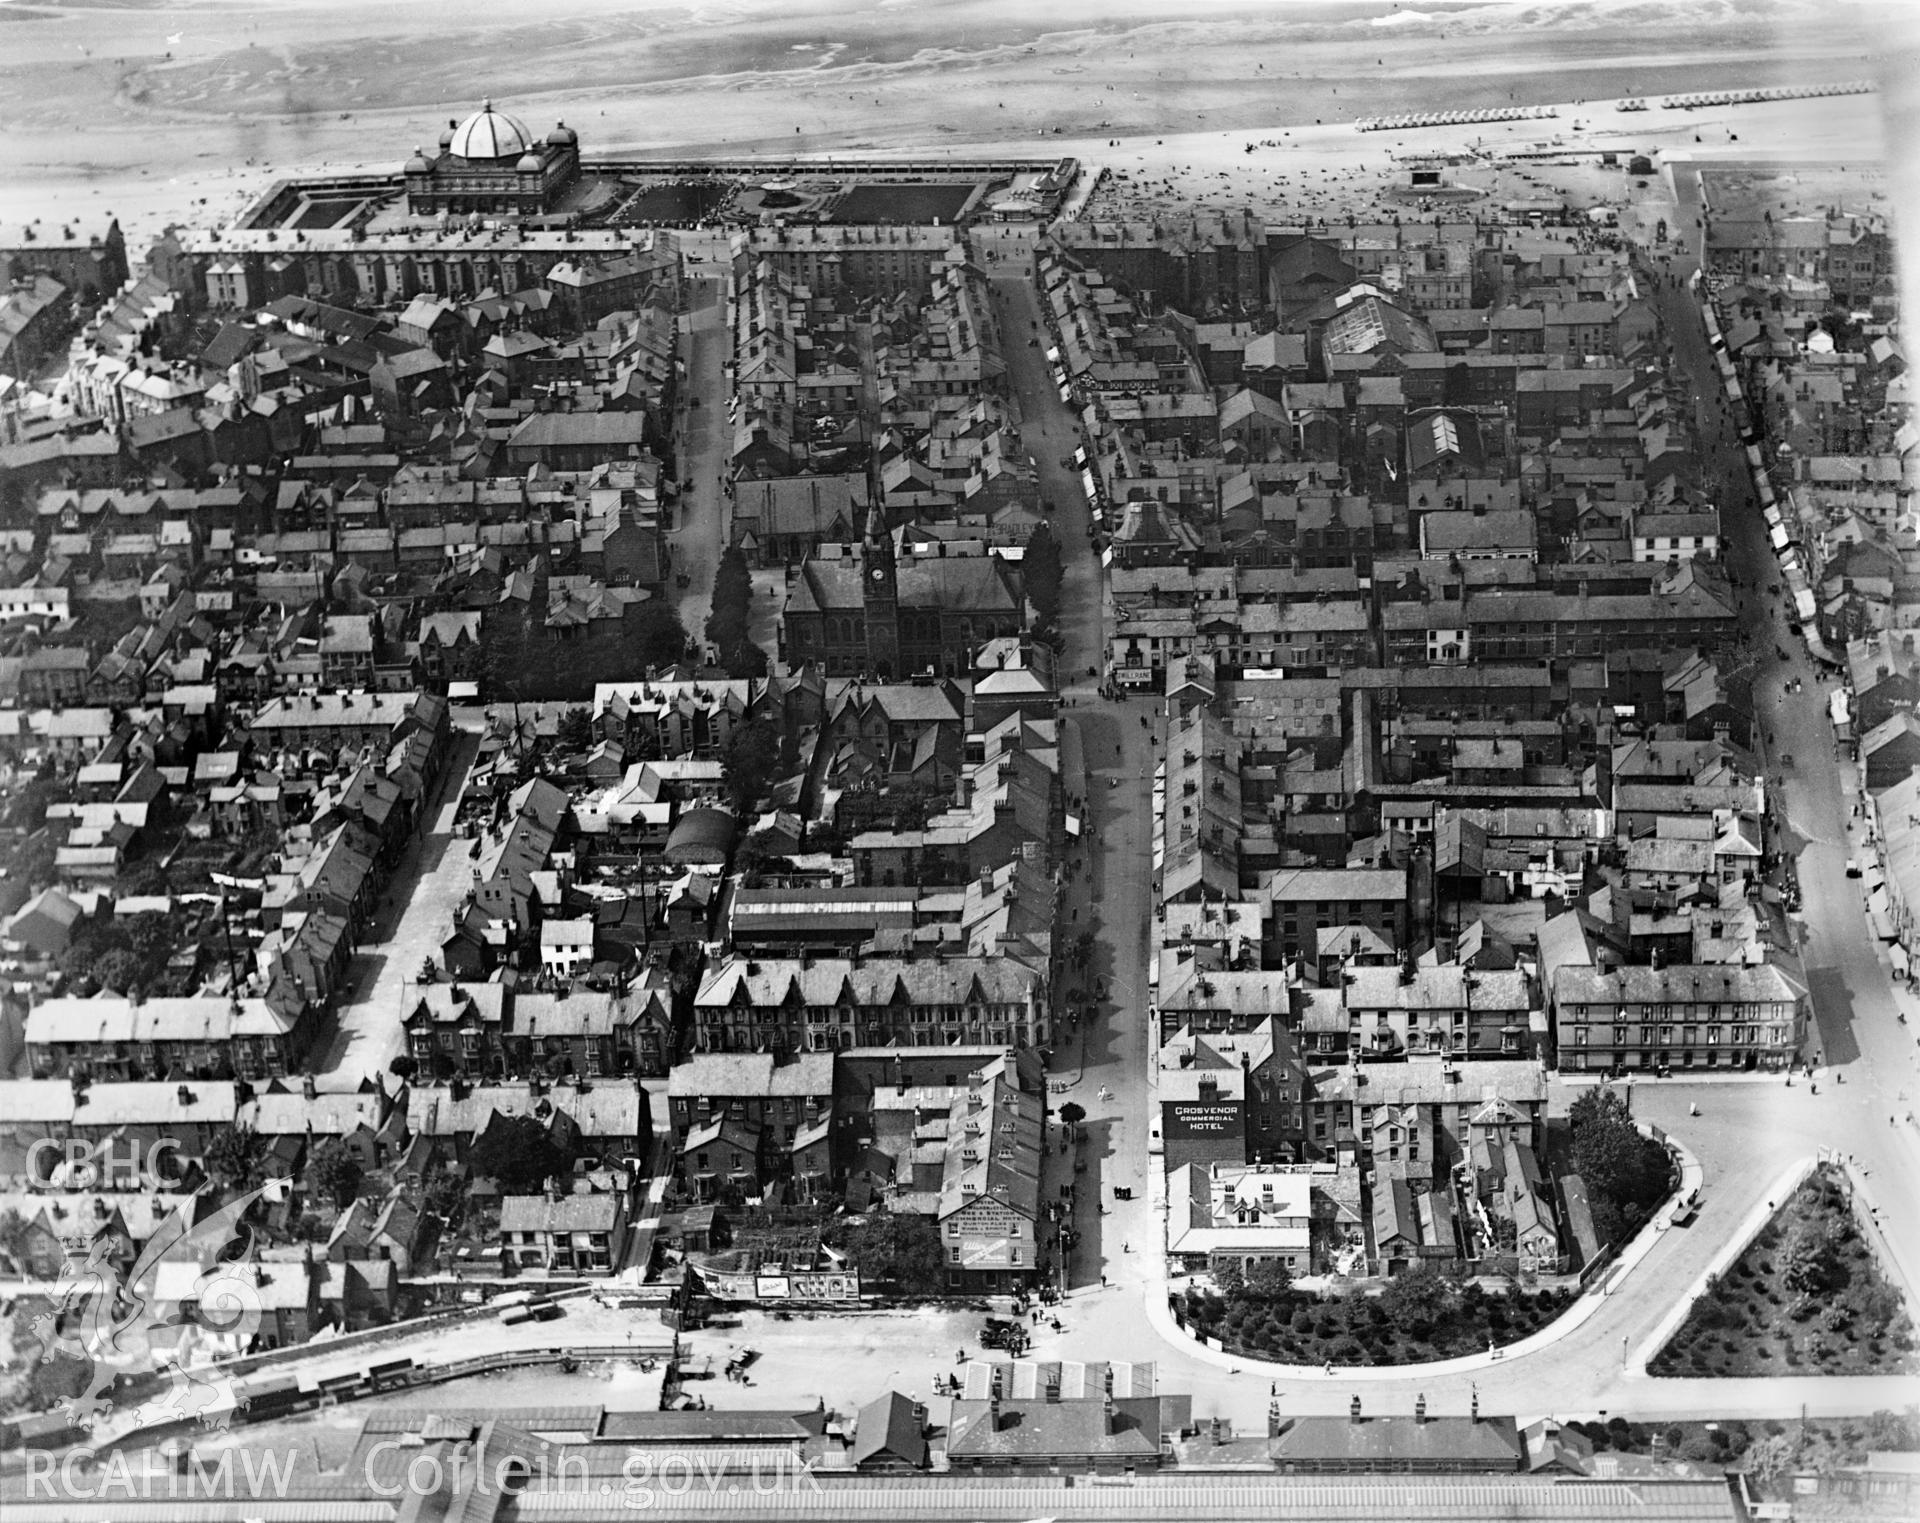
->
(403, 100, 581, 218)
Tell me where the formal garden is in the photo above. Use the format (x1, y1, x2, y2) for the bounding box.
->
(1176, 1263, 1574, 1366)
(1650, 1163, 1918, 1377)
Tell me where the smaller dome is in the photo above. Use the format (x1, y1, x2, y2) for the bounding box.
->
(438, 121, 456, 149)
(547, 120, 577, 147)
(404, 146, 431, 174)
(516, 151, 544, 173)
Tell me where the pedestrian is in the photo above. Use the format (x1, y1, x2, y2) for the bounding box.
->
(1100, 1273, 1107, 1287)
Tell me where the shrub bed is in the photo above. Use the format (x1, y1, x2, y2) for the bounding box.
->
(1650, 1165, 1917, 1377)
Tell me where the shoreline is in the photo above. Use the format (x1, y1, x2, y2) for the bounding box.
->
(0, 0, 1894, 253)
(0, 87, 1889, 266)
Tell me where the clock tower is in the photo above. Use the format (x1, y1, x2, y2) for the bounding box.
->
(861, 501, 900, 679)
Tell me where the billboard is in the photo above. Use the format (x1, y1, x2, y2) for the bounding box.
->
(1163, 1102, 1242, 1138)
(696, 1263, 862, 1303)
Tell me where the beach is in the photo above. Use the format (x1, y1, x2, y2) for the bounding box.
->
(0, 0, 1905, 258)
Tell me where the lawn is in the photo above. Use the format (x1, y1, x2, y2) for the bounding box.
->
(1650, 1164, 1917, 1378)
(615, 178, 733, 225)
(1176, 1265, 1574, 1367)
(832, 182, 978, 225)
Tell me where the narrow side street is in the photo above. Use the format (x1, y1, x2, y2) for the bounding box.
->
(312, 729, 481, 1084)
(667, 269, 731, 641)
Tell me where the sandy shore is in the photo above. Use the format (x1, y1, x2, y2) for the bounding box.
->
(0, 0, 1905, 266)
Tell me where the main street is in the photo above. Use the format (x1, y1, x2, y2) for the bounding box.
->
(985, 256, 1161, 1298)
(1645, 235, 1920, 1298)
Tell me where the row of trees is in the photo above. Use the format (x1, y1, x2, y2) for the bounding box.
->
(1023, 522, 1065, 649)
(706, 548, 769, 679)
(204, 1124, 363, 1209)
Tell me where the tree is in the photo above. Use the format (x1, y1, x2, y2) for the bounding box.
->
(1212, 1259, 1245, 1300)
(118, 858, 171, 898)
(205, 1125, 269, 1196)
(1570, 1086, 1671, 1232)
(388, 1054, 418, 1082)
(1783, 1218, 1847, 1295)
(632, 598, 691, 670)
(1057, 1101, 1086, 1140)
(557, 706, 595, 752)
(424, 1170, 469, 1233)
(1243, 1258, 1293, 1303)
(468, 1113, 571, 1196)
(705, 547, 753, 652)
(1023, 521, 1064, 626)
(1378, 1264, 1457, 1340)
(834, 1212, 945, 1297)
(704, 547, 768, 677)
(90, 947, 145, 995)
(309, 1138, 364, 1211)
(1571, 1112, 1670, 1216)
(723, 719, 783, 817)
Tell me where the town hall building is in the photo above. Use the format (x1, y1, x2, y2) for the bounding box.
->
(779, 505, 1025, 679)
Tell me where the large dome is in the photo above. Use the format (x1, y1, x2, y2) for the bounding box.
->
(448, 99, 537, 162)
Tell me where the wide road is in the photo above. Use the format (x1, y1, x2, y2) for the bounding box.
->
(984, 256, 1161, 1295)
(1642, 239, 1920, 1294)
